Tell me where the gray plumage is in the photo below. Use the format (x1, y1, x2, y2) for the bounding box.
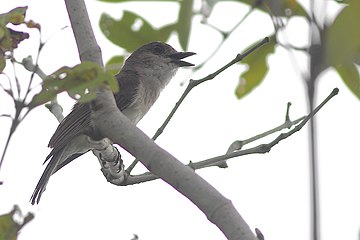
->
(31, 42, 195, 204)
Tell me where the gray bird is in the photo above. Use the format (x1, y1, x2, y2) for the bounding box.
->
(31, 42, 195, 204)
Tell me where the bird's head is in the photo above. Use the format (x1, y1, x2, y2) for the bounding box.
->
(122, 42, 195, 87)
(126, 41, 195, 68)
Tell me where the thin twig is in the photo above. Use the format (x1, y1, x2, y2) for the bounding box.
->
(22, 56, 65, 121)
(0, 73, 14, 97)
(0, 33, 44, 174)
(194, 0, 262, 71)
(0, 76, 13, 98)
(227, 109, 305, 154)
(110, 88, 338, 186)
(0, 129, 15, 173)
(124, 37, 269, 174)
(23, 41, 44, 107)
(10, 58, 21, 99)
(22, 26, 44, 107)
(285, 102, 291, 122)
(156, 36, 269, 141)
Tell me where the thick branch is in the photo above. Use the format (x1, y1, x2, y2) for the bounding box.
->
(126, 37, 269, 173)
(64, 0, 255, 239)
(64, 0, 103, 65)
(94, 92, 256, 239)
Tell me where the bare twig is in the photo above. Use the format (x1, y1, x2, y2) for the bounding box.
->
(0, 114, 12, 118)
(194, 0, 264, 71)
(0, 31, 44, 174)
(157, 37, 269, 138)
(0, 129, 15, 173)
(227, 103, 305, 154)
(255, 228, 265, 240)
(10, 58, 21, 98)
(124, 37, 270, 174)
(0, 75, 13, 98)
(285, 102, 291, 122)
(109, 88, 338, 186)
(22, 56, 65, 121)
(67, 1, 255, 238)
(23, 43, 44, 109)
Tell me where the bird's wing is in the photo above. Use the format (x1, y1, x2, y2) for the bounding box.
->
(44, 103, 91, 165)
(46, 69, 140, 163)
(47, 102, 91, 151)
(114, 69, 140, 111)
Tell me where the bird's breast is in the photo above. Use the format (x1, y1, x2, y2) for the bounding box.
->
(122, 76, 163, 124)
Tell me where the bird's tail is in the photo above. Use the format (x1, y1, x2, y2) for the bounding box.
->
(30, 151, 63, 205)
(31, 135, 92, 204)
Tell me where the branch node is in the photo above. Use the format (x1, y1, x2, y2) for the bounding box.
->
(263, 36, 270, 44)
(258, 144, 271, 153)
(285, 102, 292, 126)
(188, 161, 196, 170)
(255, 228, 265, 240)
(332, 87, 339, 96)
(227, 140, 244, 153)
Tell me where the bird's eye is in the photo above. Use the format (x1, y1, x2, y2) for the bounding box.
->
(153, 44, 165, 55)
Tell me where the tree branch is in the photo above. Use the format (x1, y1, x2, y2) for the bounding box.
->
(195, 0, 264, 71)
(226, 102, 304, 154)
(155, 37, 270, 139)
(22, 56, 65, 122)
(109, 88, 338, 185)
(125, 37, 270, 173)
(64, 0, 102, 65)
(64, 0, 255, 239)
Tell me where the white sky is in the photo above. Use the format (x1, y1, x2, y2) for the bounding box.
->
(1, 1, 359, 240)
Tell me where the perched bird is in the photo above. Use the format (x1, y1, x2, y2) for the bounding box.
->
(31, 42, 195, 204)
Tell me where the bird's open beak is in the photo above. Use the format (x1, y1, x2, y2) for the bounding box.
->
(169, 52, 196, 67)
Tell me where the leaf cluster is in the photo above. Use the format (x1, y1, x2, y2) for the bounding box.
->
(97, 0, 360, 100)
(96, 0, 307, 98)
(31, 62, 118, 107)
(0, 6, 40, 72)
(0, 7, 118, 174)
(325, 0, 360, 98)
(0, 205, 33, 240)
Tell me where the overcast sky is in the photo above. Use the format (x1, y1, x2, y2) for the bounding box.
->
(1, 1, 360, 240)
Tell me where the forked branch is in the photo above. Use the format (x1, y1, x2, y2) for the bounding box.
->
(109, 88, 338, 185)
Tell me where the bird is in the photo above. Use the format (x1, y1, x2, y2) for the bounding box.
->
(30, 41, 195, 204)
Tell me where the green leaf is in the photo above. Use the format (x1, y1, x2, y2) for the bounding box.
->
(0, 6, 27, 25)
(0, 7, 31, 53)
(233, 0, 308, 18)
(0, 25, 13, 51)
(0, 51, 5, 73)
(100, 11, 170, 52)
(177, 0, 194, 50)
(97, 0, 178, 2)
(335, 64, 360, 99)
(354, 53, 360, 65)
(0, 205, 34, 240)
(30, 62, 118, 107)
(105, 55, 124, 75)
(332, 0, 350, 3)
(7, 28, 30, 49)
(0, 208, 17, 240)
(235, 35, 276, 99)
(325, 0, 360, 66)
